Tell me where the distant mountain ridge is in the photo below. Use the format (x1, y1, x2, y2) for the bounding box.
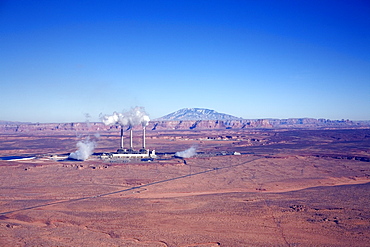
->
(156, 108, 243, 121)
(0, 120, 32, 125)
(1, 108, 369, 133)
(0, 119, 369, 133)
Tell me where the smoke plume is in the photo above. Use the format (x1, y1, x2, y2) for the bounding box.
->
(69, 137, 96, 161)
(175, 146, 197, 158)
(68, 113, 100, 161)
(100, 106, 150, 128)
(84, 113, 91, 129)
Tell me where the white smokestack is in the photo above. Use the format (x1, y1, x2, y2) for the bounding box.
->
(141, 114, 149, 150)
(142, 126, 146, 149)
(120, 127, 124, 149)
(100, 106, 150, 150)
(130, 128, 133, 150)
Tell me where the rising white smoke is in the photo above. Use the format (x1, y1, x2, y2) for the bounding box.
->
(84, 113, 91, 129)
(69, 137, 96, 161)
(100, 111, 127, 126)
(175, 146, 197, 158)
(68, 113, 100, 161)
(100, 106, 150, 127)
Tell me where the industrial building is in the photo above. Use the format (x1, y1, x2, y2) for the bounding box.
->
(100, 126, 156, 160)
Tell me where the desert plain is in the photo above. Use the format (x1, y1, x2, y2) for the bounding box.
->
(0, 127, 370, 246)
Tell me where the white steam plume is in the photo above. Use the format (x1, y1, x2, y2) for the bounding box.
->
(100, 106, 150, 127)
(84, 113, 91, 129)
(175, 146, 197, 158)
(69, 137, 96, 161)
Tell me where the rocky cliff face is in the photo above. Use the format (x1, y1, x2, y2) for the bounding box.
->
(0, 119, 367, 133)
(150, 119, 273, 130)
(148, 118, 364, 130)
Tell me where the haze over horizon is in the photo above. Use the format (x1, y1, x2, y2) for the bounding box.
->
(1, 0, 369, 123)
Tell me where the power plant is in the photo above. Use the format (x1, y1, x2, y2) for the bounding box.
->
(99, 107, 156, 160)
(100, 125, 156, 160)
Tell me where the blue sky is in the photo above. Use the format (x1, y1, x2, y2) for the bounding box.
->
(1, 0, 369, 122)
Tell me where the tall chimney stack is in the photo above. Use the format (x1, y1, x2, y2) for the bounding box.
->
(120, 127, 124, 150)
(130, 128, 133, 150)
(142, 126, 146, 149)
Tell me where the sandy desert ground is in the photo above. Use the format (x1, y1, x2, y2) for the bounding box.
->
(0, 128, 370, 246)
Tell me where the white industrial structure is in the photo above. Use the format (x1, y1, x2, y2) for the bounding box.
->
(101, 125, 156, 160)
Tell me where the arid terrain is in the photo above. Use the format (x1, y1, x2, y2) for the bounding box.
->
(1, 126, 370, 246)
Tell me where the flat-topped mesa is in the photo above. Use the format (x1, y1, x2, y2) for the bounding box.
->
(148, 118, 360, 130)
(0, 119, 365, 133)
(153, 119, 273, 130)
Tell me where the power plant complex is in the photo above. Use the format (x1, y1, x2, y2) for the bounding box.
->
(98, 107, 156, 160)
(100, 125, 156, 160)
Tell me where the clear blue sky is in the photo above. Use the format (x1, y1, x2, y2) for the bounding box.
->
(1, 0, 369, 122)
